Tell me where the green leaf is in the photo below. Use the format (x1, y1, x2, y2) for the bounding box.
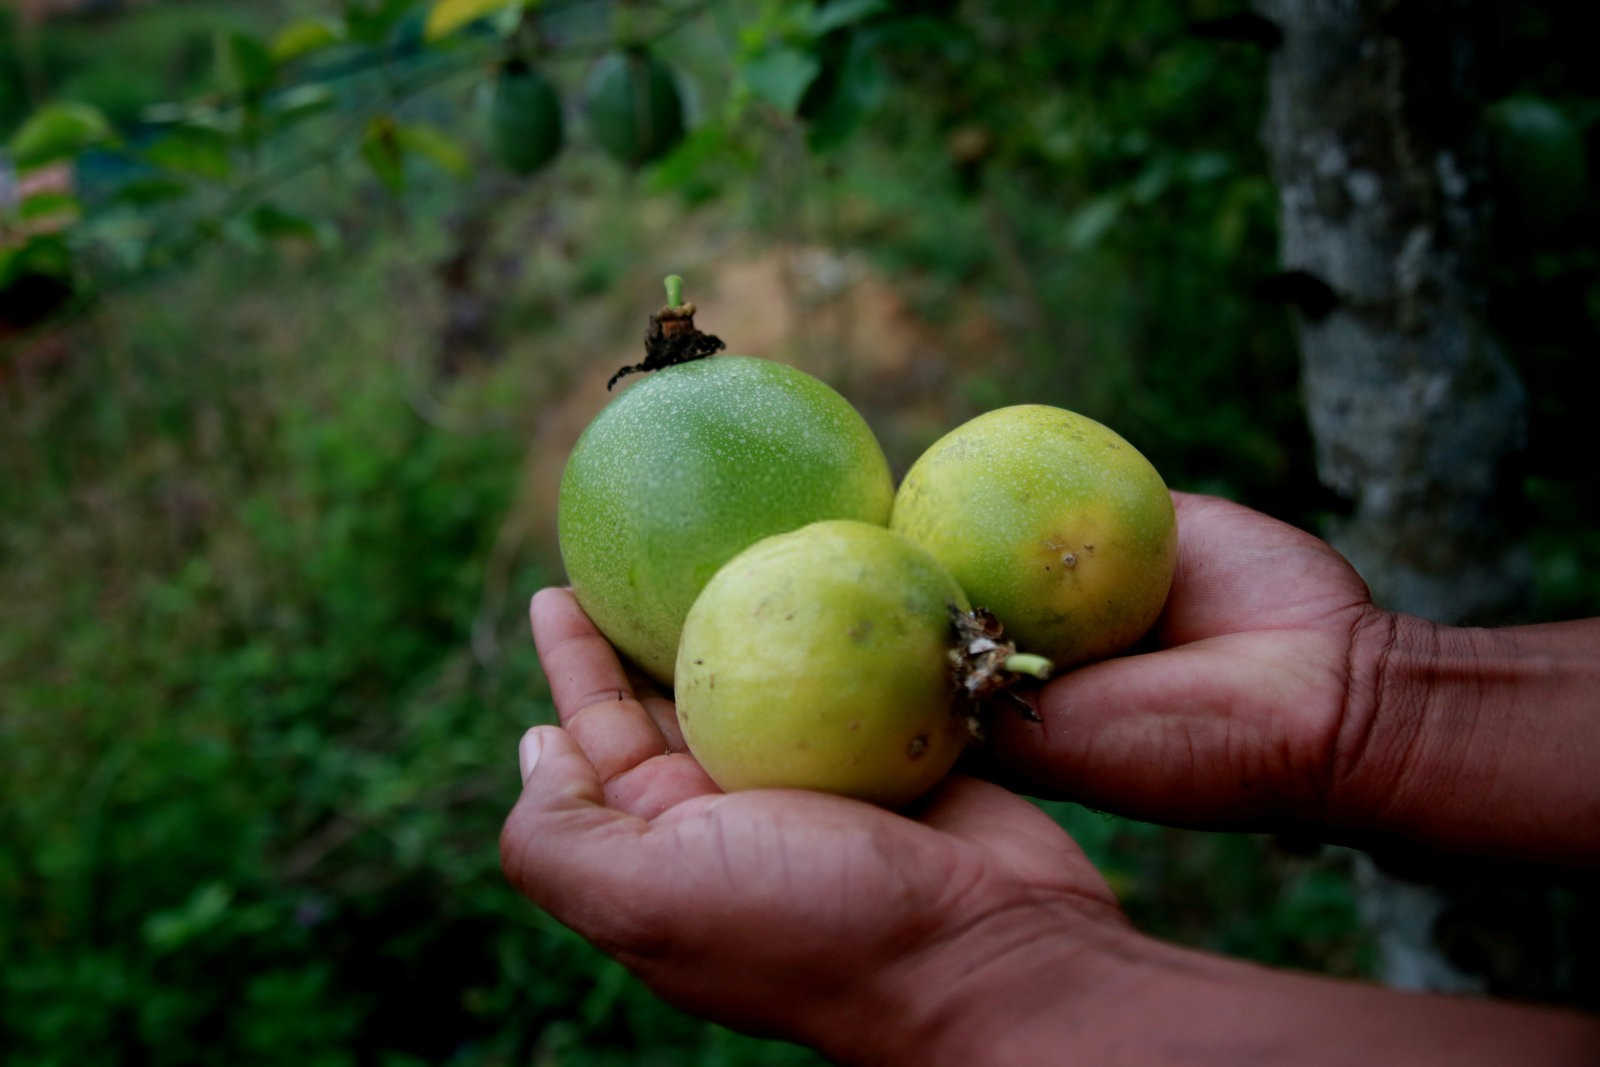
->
(16, 191, 80, 225)
(0, 233, 72, 288)
(742, 47, 821, 115)
(144, 125, 233, 180)
(7, 102, 114, 170)
(345, 0, 420, 44)
(142, 883, 234, 953)
(109, 177, 190, 207)
(249, 203, 323, 242)
(646, 123, 750, 202)
(1066, 192, 1124, 250)
(361, 117, 406, 192)
(803, 32, 886, 151)
(266, 84, 336, 131)
(1130, 159, 1171, 204)
(218, 31, 277, 98)
(270, 17, 346, 63)
(1182, 151, 1231, 183)
(394, 122, 469, 176)
(423, 0, 525, 41)
(810, 0, 887, 37)
(226, 203, 334, 252)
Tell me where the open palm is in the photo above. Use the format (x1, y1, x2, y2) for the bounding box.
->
(500, 589, 1125, 1047)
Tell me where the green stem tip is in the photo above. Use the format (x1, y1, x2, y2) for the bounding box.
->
(664, 274, 684, 309)
(1003, 653, 1054, 680)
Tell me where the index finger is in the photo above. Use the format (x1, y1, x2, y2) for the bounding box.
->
(530, 588, 677, 784)
(977, 629, 1339, 827)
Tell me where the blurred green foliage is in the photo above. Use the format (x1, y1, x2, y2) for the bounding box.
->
(3, 0, 1597, 1064)
(0, 229, 831, 1063)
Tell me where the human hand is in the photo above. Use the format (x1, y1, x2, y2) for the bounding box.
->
(501, 584, 1600, 1065)
(499, 589, 1132, 1060)
(982, 492, 1600, 864)
(980, 490, 1380, 829)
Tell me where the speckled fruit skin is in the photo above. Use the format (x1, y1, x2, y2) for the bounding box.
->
(558, 357, 894, 685)
(891, 405, 1177, 669)
(675, 520, 972, 807)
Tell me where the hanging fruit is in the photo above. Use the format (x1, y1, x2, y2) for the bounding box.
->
(583, 49, 685, 167)
(489, 59, 564, 175)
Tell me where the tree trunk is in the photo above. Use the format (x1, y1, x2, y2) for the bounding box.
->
(1253, 0, 1579, 1002)
(1256, 0, 1528, 627)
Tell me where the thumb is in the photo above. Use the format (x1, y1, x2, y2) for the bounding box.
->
(500, 725, 647, 917)
(514, 724, 606, 807)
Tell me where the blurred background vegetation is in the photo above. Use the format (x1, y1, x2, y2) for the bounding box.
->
(2, 1, 1595, 1063)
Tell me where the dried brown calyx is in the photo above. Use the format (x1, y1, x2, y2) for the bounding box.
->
(948, 606, 1052, 739)
(607, 275, 726, 389)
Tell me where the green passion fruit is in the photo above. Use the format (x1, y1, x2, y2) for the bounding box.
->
(490, 60, 563, 175)
(558, 357, 894, 685)
(583, 50, 684, 167)
(891, 405, 1177, 669)
(675, 520, 975, 807)
(1486, 95, 1590, 237)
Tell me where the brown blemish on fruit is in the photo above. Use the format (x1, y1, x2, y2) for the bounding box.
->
(1060, 552, 1077, 568)
(907, 734, 929, 759)
(849, 619, 874, 643)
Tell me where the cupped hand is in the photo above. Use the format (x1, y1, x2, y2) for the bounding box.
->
(500, 589, 1128, 1057)
(981, 491, 1388, 830)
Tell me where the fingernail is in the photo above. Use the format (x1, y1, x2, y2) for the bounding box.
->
(519, 729, 543, 783)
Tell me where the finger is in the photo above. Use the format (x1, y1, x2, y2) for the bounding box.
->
(531, 587, 641, 711)
(917, 776, 1117, 904)
(500, 726, 661, 945)
(604, 752, 722, 821)
(980, 631, 1342, 828)
(531, 588, 673, 783)
(1159, 493, 1369, 643)
(623, 663, 689, 752)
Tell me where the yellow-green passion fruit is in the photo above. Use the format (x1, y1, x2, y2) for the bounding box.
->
(558, 357, 894, 685)
(891, 405, 1177, 668)
(675, 520, 973, 807)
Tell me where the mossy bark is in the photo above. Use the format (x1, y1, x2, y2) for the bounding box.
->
(1255, 0, 1590, 1011)
(1257, 0, 1528, 626)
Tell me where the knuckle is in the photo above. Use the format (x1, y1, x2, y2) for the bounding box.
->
(1324, 607, 1408, 821)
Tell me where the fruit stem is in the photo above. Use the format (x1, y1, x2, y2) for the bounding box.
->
(1003, 653, 1054, 680)
(664, 274, 684, 310)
